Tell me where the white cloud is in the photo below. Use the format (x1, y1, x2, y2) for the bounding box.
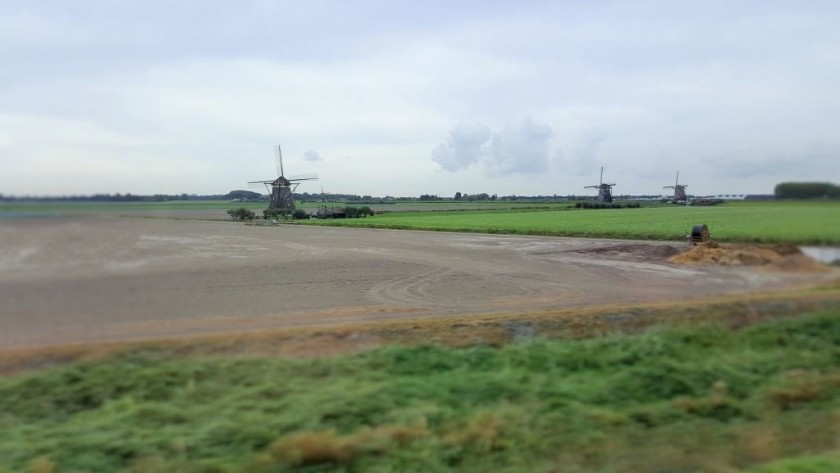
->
(484, 120, 553, 176)
(433, 120, 554, 176)
(431, 122, 491, 171)
(303, 150, 323, 162)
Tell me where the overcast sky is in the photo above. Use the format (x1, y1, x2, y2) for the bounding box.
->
(2, 0, 839, 197)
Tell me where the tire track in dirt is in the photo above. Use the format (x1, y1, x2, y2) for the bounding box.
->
(367, 267, 451, 307)
(2, 218, 834, 349)
(366, 266, 578, 309)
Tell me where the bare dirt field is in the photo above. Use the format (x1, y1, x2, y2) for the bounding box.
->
(0, 216, 834, 349)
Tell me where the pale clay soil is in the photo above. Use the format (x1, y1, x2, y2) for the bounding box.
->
(0, 216, 833, 349)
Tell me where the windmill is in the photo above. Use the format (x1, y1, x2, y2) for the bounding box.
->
(663, 171, 688, 203)
(248, 145, 318, 213)
(315, 185, 340, 218)
(585, 166, 616, 203)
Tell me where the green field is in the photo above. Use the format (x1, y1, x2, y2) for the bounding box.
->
(3, 200, 839, 244)
(1, 310, 838, 472)
(305, 201, 840, 245)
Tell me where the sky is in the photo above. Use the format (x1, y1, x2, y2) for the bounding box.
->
(1, 0, 839, 197)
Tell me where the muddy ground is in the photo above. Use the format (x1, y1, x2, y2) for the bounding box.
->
(0, 216, 834, 349)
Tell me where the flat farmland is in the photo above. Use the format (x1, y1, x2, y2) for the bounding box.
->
(6, 200, 838, 244)
(306, 201, 840, 244)
(1, 215, 839, 472)
(0, 199, 519, 220)
(1, 216, 833, 349)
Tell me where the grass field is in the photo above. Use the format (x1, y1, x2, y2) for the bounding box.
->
(1, 309, 838, 472)
(304, 201, 840, 245)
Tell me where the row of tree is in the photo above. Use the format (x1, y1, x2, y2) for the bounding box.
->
(774, 182, 840, 199)
(0, 191, 267, 202)
(453, 192, 498, 201)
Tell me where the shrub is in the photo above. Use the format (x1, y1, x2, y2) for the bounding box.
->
(575, 202, 641, 210)
(344, 206, 359, 218)
(227, 208, 256, 220)
(263, 209, 283, 220)
(340, 206, 375, 218)
(267, 423, 428, 466)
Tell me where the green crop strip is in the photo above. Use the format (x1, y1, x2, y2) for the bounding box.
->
(304, 201, 840, 244)
(2, 310, 839, 472)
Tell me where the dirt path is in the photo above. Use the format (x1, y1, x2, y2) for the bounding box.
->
(0, 217, 833, 349)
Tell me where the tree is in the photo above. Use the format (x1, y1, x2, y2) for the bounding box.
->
(225, 190, 264, 201)
(454, 192, 462, 200)
(775, 182, 840, 199)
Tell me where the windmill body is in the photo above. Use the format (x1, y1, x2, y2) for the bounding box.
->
(585, 166, 616, 203)
(248, 145, 317, 214)
(266, 175, 296, 211)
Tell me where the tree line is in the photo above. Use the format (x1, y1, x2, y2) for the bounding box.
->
(774, 182, 840, 199)
(0, 191, 266, 202)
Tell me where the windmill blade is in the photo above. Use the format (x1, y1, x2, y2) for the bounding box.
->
(675, 171, 680, 188)
(288, 173, 319, 181)
(248, 181, 274, 192)
(274, 145, 284, 177)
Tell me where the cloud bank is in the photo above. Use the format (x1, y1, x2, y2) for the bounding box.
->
(433, 120, 553, 176)
(2, 1, 839, 196)
(431, 122, 491, 172)
(303, 150, 323, 162)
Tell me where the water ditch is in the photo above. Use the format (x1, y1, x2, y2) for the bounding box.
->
(800, 246, 840, 264)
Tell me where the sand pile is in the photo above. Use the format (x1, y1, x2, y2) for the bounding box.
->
(571, 243, 681, 260)
(669, 242, 829, 272)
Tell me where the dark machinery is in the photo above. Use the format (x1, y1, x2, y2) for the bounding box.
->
(690, 224, 710, 244)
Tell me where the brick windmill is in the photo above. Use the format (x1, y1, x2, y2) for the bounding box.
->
(249, 145, 318, 213)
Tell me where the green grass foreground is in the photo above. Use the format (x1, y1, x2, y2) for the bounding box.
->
(1, 311, 839, 472)
(305, 201, 840, 244)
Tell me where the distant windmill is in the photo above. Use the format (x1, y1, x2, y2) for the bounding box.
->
(663, 171, 688, 203)
(248, 145, 318, 213)
(585, 166, 616, 203)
